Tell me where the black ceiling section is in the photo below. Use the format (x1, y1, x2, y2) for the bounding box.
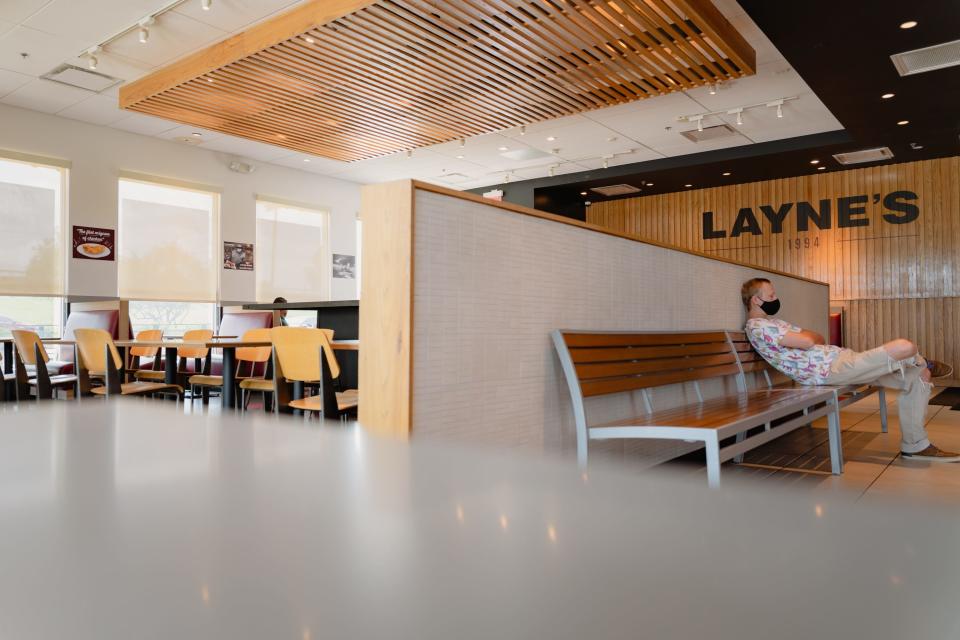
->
(473, 0, 960, 221)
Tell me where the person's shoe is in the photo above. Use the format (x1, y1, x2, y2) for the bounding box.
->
(901, 444, 960, 462)
(926, 359, 954, 379)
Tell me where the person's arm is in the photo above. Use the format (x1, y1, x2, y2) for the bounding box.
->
(779, 329, 825, 349)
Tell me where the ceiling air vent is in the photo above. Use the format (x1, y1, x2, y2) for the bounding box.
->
(590, 184, 641, 197)
(891, 39, 960, 76)
(680, 124, 737, 143)
(41, 64, 122, 93)
(832, 147, 894, 165)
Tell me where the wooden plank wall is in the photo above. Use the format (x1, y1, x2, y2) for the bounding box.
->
(588, 156, 960, 369)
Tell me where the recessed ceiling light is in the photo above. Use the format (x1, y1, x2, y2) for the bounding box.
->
(882, 93, 895, 99)
(206, 77, 214, 83)
(684, 184, 693, 187)
(722, 171, 731, 176)
(191, 132, 202, 137)
(456, 154, 464, 159)
(580, 191, 588, 195)
(897, 120, 909, 125)
(302, 158, 310, 163)
(498, 146, 509, 151)
(817, 166, 826, 170)
(304, 36, 315, 44)
(546, 136, 556, 141)
(810, 159, 819, 164)
(899, 20, 917, 29)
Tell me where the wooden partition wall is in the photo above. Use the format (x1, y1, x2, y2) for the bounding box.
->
(360, 180, 828, 462)
(588, 156, 960, 373)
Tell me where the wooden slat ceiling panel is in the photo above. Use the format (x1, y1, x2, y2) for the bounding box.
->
(120, 0, 755, 162)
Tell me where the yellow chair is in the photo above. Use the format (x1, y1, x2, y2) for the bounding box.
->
(189, 328, 272, 404)
(10, 330, 78, 400)
(135, 329, 213, 385)
(270, 326, 357, 419)
(125, 329, 163, 376)
(74, 328, 183, 399)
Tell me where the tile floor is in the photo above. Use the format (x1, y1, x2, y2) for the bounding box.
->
(719, 388, 960, 504)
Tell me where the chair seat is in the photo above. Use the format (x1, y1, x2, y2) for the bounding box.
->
(288, 389, 359, 413)
(188, 374, 223, 387)
(90, 382, 183, 397)
(134, 370, 167, 382)
(30, 374, 78, 388)
(239, 378, 273, 392)
(591, 388, 831, 431)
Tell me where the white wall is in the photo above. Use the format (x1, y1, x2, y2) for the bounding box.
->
(0, 103, 361, 303)
(411, 189, 830, 465)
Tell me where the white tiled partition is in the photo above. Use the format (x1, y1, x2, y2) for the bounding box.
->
(360, 182, 829, 465)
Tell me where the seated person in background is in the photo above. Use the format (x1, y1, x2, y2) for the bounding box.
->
(273, 297, 289, 327)
(742, 277, 958, 462)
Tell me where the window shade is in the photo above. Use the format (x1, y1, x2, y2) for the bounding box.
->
(0, 157, 65, 296)
(256, 200, 330, 302)
(118, 179, 218, 302)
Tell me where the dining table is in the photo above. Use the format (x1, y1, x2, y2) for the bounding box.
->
(114, 339, 360, 410)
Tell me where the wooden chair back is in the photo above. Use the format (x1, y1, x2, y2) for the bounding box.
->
(130, 329, 163, 357)
(557, 331, 740, 398)
(74, 329, 123, 376)
(11, 330, 47, 366)
(270, 327, 337, 382)
(179, 329, 214, 358)
(236, 328, 272, 363)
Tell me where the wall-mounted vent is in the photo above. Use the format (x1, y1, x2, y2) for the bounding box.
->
(590, 184, 641, 196)
(40, 64, 121, 93)
(891, 39, 960, 76)
(680, 124, 737, 143)
(832, 147, 894, 165)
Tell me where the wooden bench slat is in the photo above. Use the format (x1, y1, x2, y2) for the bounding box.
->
(569, 342, 733, 363)
(575, 353, 738, 380)
(563, 332, 729, 348)
(581, 363, 743, 397)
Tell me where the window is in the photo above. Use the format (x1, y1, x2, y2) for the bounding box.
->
(128, 301, 216, 336)
(0, 156, 66, 297)
(0, 296, 63, 339)
(256, 199, 330, 302)
(118, 178, 219, 302)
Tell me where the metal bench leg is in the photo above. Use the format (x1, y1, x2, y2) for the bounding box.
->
(705, 437, 721, 488)
(733, 431, 746, 464)
(827, 400, 844, 475)
(877, 387, 888, 433)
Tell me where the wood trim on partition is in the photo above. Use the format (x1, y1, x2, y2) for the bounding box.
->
(358, 180, 415, 438)
(119, 0, 379, 107)
(411, 181, 829, 287)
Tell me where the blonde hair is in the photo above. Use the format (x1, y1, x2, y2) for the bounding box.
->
(741, 277, 770, 310)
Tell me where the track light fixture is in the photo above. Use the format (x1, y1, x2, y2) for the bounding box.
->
(138, 17, 153, 43)
(201, 0, 212, 10)
(549, 165, 556, 177)
(86, 47, 100, 70)
(678, 96, 797, 129)
(776, 103, 783, 118)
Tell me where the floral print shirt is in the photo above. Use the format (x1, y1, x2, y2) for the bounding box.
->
(745, 317, 843, 385)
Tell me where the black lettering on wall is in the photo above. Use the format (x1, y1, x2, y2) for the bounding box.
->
(701, 211, 727, 239)
(730, 207, 761, 237)
(882, 191, 920, 224)
(796, 199, 832, 231)
(759, 203, 793, 233)
(837, 195, 869, 228)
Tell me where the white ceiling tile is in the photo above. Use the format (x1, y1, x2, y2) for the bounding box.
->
(173, 0, 301, 33)
(720, 93, 843, 143)
(264, 153, 352, 175)
(648, 133, 756, 158)
(0, 19, 15, 38)
(0, 67, 32, 97)
(574, 147, 663, 169)
(199, 135, 293, 162)
(24, 0, 161, 44)
(64, 51, 153, 86)
(685, 62, 809, 112)
(157, 123, 226, 143)
(0, 25, 85, 76)
(106, 11, 228, 67)
(428, 133, 559, 171)
(1, 77, 89, 112)
(56, 92, 128, 125)
(0, 0, 53, 24)
(110, 111, 179, 135)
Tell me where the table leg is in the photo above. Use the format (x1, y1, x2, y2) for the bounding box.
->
(222, 347, 236, 410)
(3, 342, 12, 375)
(292, 381, 304, 416)
(164, 347, 177, 386)
(118, 346, 129, 383)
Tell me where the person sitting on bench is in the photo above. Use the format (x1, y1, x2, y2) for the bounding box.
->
(742, 277, 958, 462)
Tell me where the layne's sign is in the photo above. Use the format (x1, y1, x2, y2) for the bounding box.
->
(701, 191, 919, 239)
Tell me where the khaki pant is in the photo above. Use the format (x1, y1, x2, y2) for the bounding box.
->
(822, 347, 932, 453)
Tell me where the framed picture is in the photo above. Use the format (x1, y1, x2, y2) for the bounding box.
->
(332, 254, 356, 279)
(223, 241, 254, 271)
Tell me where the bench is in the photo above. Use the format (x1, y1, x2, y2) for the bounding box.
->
(726, 331, 888, 434)
(552, 330, 841, 488)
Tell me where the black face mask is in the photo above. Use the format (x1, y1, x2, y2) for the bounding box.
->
(759, 298, 781, 315)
